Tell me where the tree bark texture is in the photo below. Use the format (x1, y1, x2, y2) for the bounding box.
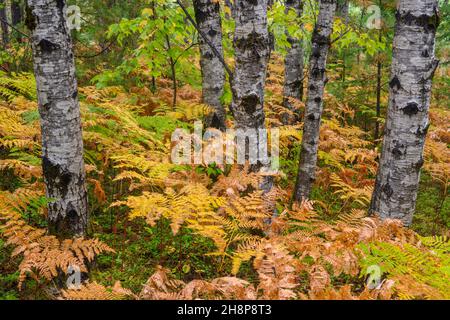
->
(231, 0, 271, 191)
(283, 0, 304, 110)
(231, 0, 270, 132)
(294, 0, 336, 202)
(26, 0, 88, 237)
(193, 0, 226, 130)
(370, 0, 439, 226)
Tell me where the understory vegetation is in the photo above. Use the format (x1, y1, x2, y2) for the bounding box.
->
(0, 0, 449, 300)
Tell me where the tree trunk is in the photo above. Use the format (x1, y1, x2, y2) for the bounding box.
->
(374, 57, 382, 140)
(26, 0, 88, 237)
(267, 0, 275, 59)
(231, 0, 269, 132)
(336, 0, 349, 23)
(370, 0, 439, 226)
(283, 0, 304, 111)
(231, 0, 271, 189)
(11, 0, 21, 25)
(193, 0, 226, 130)
(374, 0, 382, 141)
(0, 0, 9, 47)
(294, 0, 336, 202)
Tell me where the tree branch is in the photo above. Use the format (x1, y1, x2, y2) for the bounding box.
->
(175, 0, 234, 80)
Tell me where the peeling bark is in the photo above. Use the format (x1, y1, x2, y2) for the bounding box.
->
(283, 0, 304, 111)
(27, 0, 88, 237)
(231, 0, 271, 190)
(294, 0, 336, 202)
(193, 0, 226, 130)
(370, 0, 439, 226)
(231, 0, 269, 132)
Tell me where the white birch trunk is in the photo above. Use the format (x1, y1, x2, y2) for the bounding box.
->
(294, 0, 336, 202)
(231, 0, 269, 132)
(283, 0, 304, 110)
(370, 0, 440, 226)
(231, 0, 271, 191)
(26, 0, 88, 237)
(193, 0, 226, 130)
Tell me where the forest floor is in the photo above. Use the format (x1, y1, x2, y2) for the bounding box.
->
(0, 57, 448, 300)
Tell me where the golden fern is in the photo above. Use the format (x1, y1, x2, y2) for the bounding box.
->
(0, 189, 114, 288)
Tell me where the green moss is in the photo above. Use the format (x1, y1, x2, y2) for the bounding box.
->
(413, 173, 449, 236)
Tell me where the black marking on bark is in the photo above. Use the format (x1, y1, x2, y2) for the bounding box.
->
(236, 30, 268, 54)
(421, 48, 430, 58)
(241, 94, 259, 115)
(307, 113, 316, 121)
(208, 28, 217, 37)
(72, 90, 78, 99)
(247, 0, 258, 6)
(402, 102, 420, 116)
(311, 31, 330, 46)
(42, 156, 73, 198)
(193, 2, 209, 25)
(38, 39, 59, 53)
(204, 51, 214, 59)
(414, 158, 424, 171)
(396, 10, 440, 32)
(42, 102, 52, 112)
(56, 0, 65, 12)
(311, 47, 321, 58)
(311, 67, 325, 79)
(389, 75, 402, 91)
(382, 183, 393, 199)
(314, 97, 322, 104)
(210, 113, 224, 131)
(25, 5, 36, 31)
(49, 202, 83, 238)
(392, 141, 406, 159)
(416, 123, 430, 137)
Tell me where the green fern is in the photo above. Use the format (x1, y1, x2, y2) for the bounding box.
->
(358, 241, 450, 299)
(0, 72, 36, 102)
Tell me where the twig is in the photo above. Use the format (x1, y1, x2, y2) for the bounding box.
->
(175, 0, 234, 80)
(75, 41, 115, 59)
(0, 17, 30, 39)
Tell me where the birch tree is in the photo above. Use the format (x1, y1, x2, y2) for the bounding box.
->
(231, 0, 271, 190)
(26, 0, 88, 237)
(294, 0, 336, 202)
(193, 0, 226, 130)
(231, 0, 269, 134)
(283, 0, 304, 111)
(370, 0, 440, 226)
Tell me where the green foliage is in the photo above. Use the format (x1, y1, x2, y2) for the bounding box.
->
(358, 240, 450, 299)
(94, 1, 199, 88)
(0, 72, 36, 102)
(137, 115, 189, 140)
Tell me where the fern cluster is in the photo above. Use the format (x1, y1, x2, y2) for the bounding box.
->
(0, 189, 114, 289)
